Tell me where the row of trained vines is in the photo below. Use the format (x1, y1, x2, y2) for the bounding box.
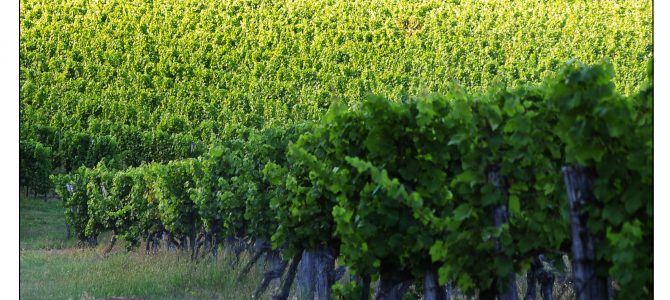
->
(20, 0, 653, 196)
(53, 61, 652, 299)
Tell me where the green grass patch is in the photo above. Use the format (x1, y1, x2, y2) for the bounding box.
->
(20, 249, 262, 299)
(20, 195, 76, 250)
(20, 195, 266, 300)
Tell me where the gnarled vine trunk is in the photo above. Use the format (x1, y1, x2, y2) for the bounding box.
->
(272, 253, 302, 300)
(524, 256, 554, 300)
(350, 274, 371, 300)
(374, 267, 411, 300)
(104, 233, 117, 254)
(189, 233, 197, 261)
(253, 250, 288, 299)
(86, 235, 98, 247)
(163, 231, 177, 252)
(240, 239, 271, 278)
(488, 168, 519, 300)
(424, 267, 448, 300)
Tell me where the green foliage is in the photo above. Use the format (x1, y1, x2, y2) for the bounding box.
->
(428, 84, 569, 294)
(83, 163, 115, 238)
(151, 160, 200, 237)
(242, 125, 308, 240)
(107, 169, 144, 248)
(20, 0, 652, 177)
(329, 96, 458, 280)
(23, 0, 651, 293)
(20, 139, 53, 195)
(50, 61, 652, 298)
(51, 167, 91, 242)
(264, 120, 343, 257)
(279, 61, 650, 297)
(547, 60, 653, 298)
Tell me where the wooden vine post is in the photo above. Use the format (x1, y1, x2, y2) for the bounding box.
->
(313, 246, 336, 300)
(486, 168, 519, 300)
(297, 246, 337, 300)
(297, 250, 316, 299)
(424, 267, 447, 300)
(562, 166, 608, 300)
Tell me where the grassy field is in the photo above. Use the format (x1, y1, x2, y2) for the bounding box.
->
(19, 195, 265, 300)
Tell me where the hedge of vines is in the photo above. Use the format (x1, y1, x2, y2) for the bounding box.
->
(21, 0, 652, 191)
(53, 62, 652, 299)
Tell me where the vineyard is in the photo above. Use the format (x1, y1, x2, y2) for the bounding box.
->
(20, 0, 652, 299)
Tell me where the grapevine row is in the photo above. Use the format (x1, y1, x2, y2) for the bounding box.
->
(53, 62, 652, 299)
